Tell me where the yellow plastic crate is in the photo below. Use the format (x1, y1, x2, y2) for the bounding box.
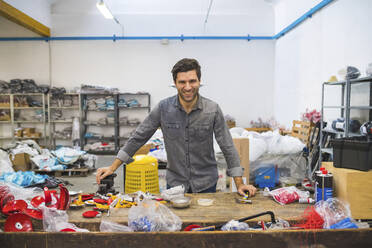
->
(125, 155, 159, 194)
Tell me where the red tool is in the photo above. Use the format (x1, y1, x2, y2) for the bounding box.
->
(4, 213, 33, 232)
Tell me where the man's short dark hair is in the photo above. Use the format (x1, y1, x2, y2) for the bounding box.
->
(171, 58, 201, 82)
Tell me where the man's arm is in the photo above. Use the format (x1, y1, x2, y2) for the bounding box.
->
(96, 104, 161, 184)
(213, 105, 256, 196)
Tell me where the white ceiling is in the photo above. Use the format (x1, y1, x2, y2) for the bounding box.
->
(51, 0, 279, 15)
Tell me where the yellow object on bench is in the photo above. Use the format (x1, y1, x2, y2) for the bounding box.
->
(125, 155, 159, 194)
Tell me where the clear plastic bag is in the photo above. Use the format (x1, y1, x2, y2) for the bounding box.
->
(315, 198, 354, 229)
(160, 185, 185, 201)
(100, 220, 133, 232)
(0, 181, 43, 200)
(128, 199, 182, 232)
(267, 186, 310, 205)
(250, 153, 307, 185)
(41, 206, 89, 232)
(221, 220, 249, 231)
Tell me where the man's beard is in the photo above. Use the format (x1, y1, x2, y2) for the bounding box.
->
(179, 89, 199, 103)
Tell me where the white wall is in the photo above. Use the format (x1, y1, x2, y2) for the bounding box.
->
(0, 0, 276, 128)
(3, 0, 52, 27)
(274, 0, 372, 127)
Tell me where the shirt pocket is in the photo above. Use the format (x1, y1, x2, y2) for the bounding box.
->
(163, 122, 181, 140)
(191, 124, 211, 142)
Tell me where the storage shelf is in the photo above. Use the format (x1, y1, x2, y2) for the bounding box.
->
(320, 148, 333, 155)
(323, 106, 345, 109)
(118, 106, 150, 109)
(324, 76, 372, 85)
(50, 106, 79, 109)
(86, 150, 117, 155)
(51, 120, 73, 123)
(14, 107, 43, 109)
(0, 107, 10, 109)
(84, 123, 115, 126)
(321, 129, 361, 137)
(0, 121, 11, 123)
(14, 121, 44, 123)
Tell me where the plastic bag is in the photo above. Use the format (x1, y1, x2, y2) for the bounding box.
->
(0, 149, 14, 173)
(128, 199, 182, 232)
(100, 220, 133, 232)
(221, 220, 249, 231)
(267, 186, 310, 205)
(315, 198, 354, 229)
(0, 181, 43, 200)
(160, 185, 185, 201)
(250, 153, 307, 185)
(41, 206, 89, 232)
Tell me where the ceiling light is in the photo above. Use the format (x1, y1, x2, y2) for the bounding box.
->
(96, 0, 113, 19)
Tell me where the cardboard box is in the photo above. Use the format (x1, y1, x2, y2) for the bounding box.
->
(23, 128, 36, 137)
(10, 153, 31, 171)
(134, 144, 152, 155)
(230, 138, 249, 191)
(14, 128, 23, 137)
(226, 120, 236, 129)
(322, 162, 372, 219)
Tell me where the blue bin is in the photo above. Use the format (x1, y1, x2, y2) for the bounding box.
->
(254, 165, 277, 189)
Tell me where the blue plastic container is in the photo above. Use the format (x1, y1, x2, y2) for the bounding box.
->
(254, 165, 277, 188)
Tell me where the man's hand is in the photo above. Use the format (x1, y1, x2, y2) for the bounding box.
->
(96, 167, 115, 184)
(237, 184, 257, 197)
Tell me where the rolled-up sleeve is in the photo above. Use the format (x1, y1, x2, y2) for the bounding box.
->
(116, 103, 161, 164)
(213, 105, 244, 177)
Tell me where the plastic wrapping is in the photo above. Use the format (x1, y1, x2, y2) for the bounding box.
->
(100, 220, 133, 232)
(221, 220, 249, 231)
(315, 198, 354, 229)
(160, 185, 185, 201)
(0, 149, 14, 173)
(128, 199, 182, 232)
(267, 186, 310, 205)
(250, 153, 306, 185)
(72, 116, 80, 142)
(0, 182, 43, 200)
(0, 171, 48, 187)
(268, 218, 291, 229)
(41, 206, 89, 232)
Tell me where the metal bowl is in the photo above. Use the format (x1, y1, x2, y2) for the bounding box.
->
(171, 196, 191, 209)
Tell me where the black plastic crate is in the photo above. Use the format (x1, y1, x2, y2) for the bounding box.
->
(330, 136, 372, 171)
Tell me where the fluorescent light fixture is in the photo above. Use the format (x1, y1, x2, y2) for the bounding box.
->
(96, 0, 113, 19)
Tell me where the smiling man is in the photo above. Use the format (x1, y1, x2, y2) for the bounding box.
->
(96, 58, 256, 196)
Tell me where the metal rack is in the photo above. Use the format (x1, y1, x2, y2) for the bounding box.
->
(48, 93, 81, 149)
(0, 93, 48, 145)
(317, 75, 372, 172)
(80, 92, 150, 155)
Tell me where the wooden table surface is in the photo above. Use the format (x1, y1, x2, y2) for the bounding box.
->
(67, 192, 309, 227)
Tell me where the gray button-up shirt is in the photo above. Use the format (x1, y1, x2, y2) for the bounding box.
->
(117, 94, 243, 192)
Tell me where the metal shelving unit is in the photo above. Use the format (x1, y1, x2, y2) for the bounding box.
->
(318, 75, 372, 171)
(48, 93, 81, 149)
(80, 93, 119, 155)
(117, 93, 150, 149)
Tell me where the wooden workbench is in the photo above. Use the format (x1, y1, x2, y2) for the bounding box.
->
(66, 192, 308, 230)
(1, 192, 372, 248)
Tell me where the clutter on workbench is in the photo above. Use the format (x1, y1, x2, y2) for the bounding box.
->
(99, 220, 133, 232)
(264, 186, 312, 205)
(128, 198, 182, 232)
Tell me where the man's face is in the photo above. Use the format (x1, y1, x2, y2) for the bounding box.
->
(175, 70, 200, 103)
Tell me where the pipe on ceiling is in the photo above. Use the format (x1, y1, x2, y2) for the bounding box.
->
(0, 0, 334, 42)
